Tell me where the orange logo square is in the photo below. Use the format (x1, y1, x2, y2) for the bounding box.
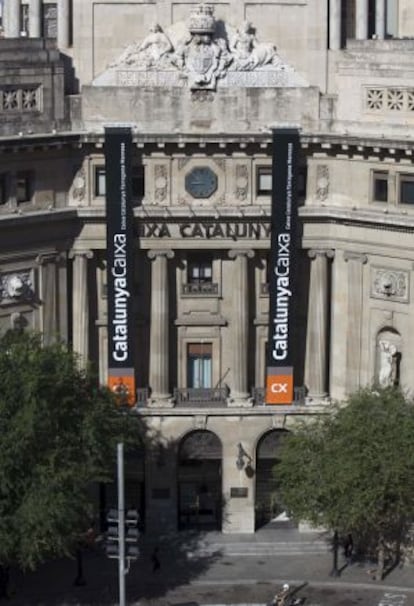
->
(266, 373, 293, 405)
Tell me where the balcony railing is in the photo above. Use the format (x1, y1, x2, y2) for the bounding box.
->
(182, 282, 219, 296)
(174, 387, 228, 407)
(252, 386, 307, 406)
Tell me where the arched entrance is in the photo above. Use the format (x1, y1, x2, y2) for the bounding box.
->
(177, 430, 222, 531)
(255, 429, 289, 530)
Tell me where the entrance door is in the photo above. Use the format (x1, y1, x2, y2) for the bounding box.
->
(177, 430, 222, 530)
(255, 430, 290, 530)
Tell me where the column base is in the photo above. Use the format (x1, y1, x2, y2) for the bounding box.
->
(227, 395, 254, 408)
(147, 395, 175, 408)
(306, 394, 331, 406)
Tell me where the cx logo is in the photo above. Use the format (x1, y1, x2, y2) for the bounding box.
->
(266, 370, 293, 404)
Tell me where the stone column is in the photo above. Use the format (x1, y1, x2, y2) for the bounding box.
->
(70, 250, 93, 367)
(305, 249, 334, 401)
(356, 0, 369, 39)
(29, 0, 42, 37)
(375, 0, 385, 39)
(148, 250, 174, 407)
(329, 0, 341, 50)
(4, 0, 21, 37)
(344, 252, 368, 394)
(227, 250, 254, 407)
(37, 253, 60, 345)
(57, 0, 70, 48)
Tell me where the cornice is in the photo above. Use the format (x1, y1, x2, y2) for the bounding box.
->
(299, 205, 414, 233)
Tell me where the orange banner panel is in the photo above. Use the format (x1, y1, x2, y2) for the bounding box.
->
(266, 373, 293, 405)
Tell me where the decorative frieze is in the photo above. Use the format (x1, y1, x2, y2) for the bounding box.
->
(0, 271, 34, 304)
(235, 165, 249, 201)
(366, 87, 414, 114)
(371, 267, 409, 303)
(0, 86, 41, 112)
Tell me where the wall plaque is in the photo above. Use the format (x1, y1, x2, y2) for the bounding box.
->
(230, 487, 248, 498)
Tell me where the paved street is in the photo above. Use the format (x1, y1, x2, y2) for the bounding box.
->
(3, 527, 414, 606)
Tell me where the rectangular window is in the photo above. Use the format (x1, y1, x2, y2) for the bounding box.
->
(188, 256, 212, 284)
(0, 175, 7, 205)
(372, 171, 388, 202)
(42, 3, 57, 38)
(187, 343, 212, 388)
(95, 166, 106, 197)
(20, 4, 29, 36)
(399, 175, 414, 205)
(132, 165, 145, 203)
(257, 166, 272, 196)
(16, 172, 32, 203)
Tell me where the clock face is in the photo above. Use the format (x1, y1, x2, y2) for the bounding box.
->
(185, 166, 218, 199)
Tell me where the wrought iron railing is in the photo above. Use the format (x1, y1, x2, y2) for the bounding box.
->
(252, 386, 307, 406)
(174, 387, 228, 407)
(182, 282, 219, 295)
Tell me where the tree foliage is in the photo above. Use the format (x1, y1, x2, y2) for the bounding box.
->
(0, 330, 143, 570)
(277, 387, 414, 571)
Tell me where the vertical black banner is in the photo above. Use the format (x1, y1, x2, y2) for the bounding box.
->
(105, 127, 136, 405)
(265, 128, 299, 405)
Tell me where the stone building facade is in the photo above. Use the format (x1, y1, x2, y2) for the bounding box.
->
(1, 0, 414, 534)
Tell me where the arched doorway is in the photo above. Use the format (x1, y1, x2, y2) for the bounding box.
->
(177, 430, 222, 531)
(255, 430, 290, 530)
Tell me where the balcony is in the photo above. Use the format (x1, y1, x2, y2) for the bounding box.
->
(174, 387, 228, 407)
(252, 386, 306, 406)
(136, 388, 149, 406)
(182, 282, 219, 296)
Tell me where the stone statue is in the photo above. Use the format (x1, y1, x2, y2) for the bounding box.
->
(379, 340, 397, 387)
(230, 21, 281, 70)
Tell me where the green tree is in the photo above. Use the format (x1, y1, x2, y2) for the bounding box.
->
(0, 330, 143, 578)
(277, 387, 414, 579)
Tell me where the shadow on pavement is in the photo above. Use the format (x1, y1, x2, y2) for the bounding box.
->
(3, 531, 221, 605)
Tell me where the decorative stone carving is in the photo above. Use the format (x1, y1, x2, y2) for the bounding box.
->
(1, 87, 40, 112)
(371, 268, 409, 302)
(102, 3, 303, 91)
(235, 165, 249, 201)
(0, 272, 34, 304)
(316, 165, 329, 202)
(366, 87, 414, 114)
(191, 89, 214, 102)
(154, 165, 168, 202)
(229, 20, 281, 71)
(71, 167, 86, 203)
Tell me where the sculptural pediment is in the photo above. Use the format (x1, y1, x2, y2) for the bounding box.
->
(93, 3, 308, 90)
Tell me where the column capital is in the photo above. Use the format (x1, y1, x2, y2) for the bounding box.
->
(228, 249, 255, 260)
(147, 249, 174, 260)
(36, 252, 65, 266)
(68, 249, 94, 260)
(308, 249, 335, 260)
(344, 251, 368, 264)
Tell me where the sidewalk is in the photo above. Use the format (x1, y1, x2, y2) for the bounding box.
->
(4, 526, 414, 606)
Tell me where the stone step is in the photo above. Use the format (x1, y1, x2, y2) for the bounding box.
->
(189, 541, 329, 557)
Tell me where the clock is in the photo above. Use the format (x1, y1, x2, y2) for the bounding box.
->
(185, 166, 218, 199)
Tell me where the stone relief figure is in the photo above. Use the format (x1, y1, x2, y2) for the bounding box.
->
(110, 23, 174, 68)
(378, 340, 397, 387)
(229, 20, 281, 70)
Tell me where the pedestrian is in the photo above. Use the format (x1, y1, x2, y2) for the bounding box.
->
(273, 583, 290, 606)
(343, 533, 353, 563)
(151, 546, 160, 572)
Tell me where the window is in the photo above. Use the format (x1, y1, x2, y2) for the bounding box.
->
(95, 166, 106, 197)
(257, 166, 272, 195)
(132, 165, 145, 203)
(188, 256, 212, 284)
(372, 171, 388, 202)
(0, 175, 7, 205)
(42, 3, 57, 38)
(399, 175, 414, 205)
(16, 172, 32, 203)
(20, 4, 29, 36)
(187, 343, 212, 388)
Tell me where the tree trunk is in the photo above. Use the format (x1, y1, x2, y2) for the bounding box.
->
(376, 535, 385, 581)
